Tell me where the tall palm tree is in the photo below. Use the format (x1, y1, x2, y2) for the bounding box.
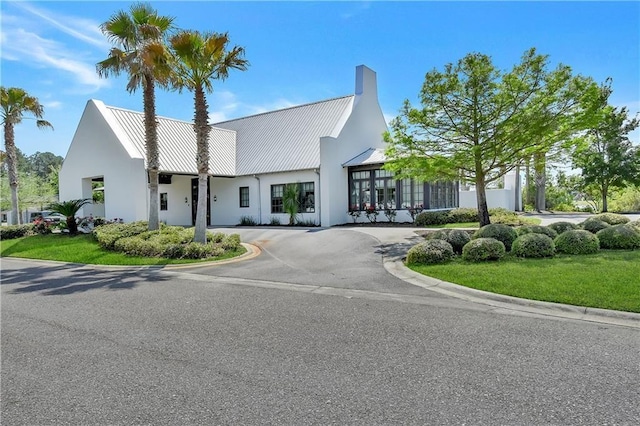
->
(169, 31, 248, 243)
(96, 2, 174, 231)
(1, 87, 53, 225)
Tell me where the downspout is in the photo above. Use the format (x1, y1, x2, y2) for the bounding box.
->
(254, 175, 261, 224)
(315, 168, 321, 226)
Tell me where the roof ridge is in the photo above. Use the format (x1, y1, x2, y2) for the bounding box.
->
(213, 94, 354, 125)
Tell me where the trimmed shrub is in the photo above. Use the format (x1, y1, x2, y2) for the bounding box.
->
(221, 233, 242, 250)
(516, 225, 558, 239)
(448, 208, 479, 223)
(490, 212, 537, 226)
(592, 213, 630, 225)
(548, 221, 579, 235)
(239, 215, 258, 226)
(596, 224, 640, 250)
(425, 228, 471, 254)
(406, 239, 455, 265)
(415, 210, 451, 226)
(208, 232, 226, 244)
(462, 238, 505, 262)
(0, 224, 36, 240)
(581, 218, 611, 234)
(473, 223, 518, 251)
(93, 221, 149, 249)
(512, 233, 555, 258)
(554, 230, 600, 255)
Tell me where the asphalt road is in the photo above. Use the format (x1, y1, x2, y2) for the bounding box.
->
(2, 227, 639, 425)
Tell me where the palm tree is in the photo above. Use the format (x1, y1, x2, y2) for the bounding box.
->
(47, 198, 91, 235)
(1, 87, 53, 225)
(169, 30, 248, 243)
(96, 3, 174, 231)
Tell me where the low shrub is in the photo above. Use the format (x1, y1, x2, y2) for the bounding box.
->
(425, 229, 450, 241)
(516, 225, 558, 239)
(269, 216, 281, 226)
(512, 233, 555, 258)
(548, 221, 579, 235)
(93, 221, 149, 249)
(406, 239, 455, 265)
(0, 224, 36, 240)
(208, 232, 226, 244)
(447, 208, 479, 223)
(221, 233, 242, 250)
(554, 230, 600, 255)
(239, 215, 258, 226)
(425, 228, 471, 254)
(592, 213, 630, 225)
(473, 223, 518, 251)
(596, 224, 640, 250)
(581, 218, 611, 234)
(490, 212, 537, 226)
(415, 210, 451, 226)
(462, 238, 505, 262)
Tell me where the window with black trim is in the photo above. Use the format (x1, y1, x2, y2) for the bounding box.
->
(271, 184, 284, 213)
(239, 186, 249, 208)
(160, 193, 168, 210)
(271, 182, 315, 213)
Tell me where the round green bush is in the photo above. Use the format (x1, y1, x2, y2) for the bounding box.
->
(592, 213, 630, 225)
(415, 210, 452, 226)
(447, 208, 479, 223)
(581, 218, 611, 234)
(473, 223, 518, 251)
(516, 225, 558, 239)
(462, 238, 506, 262)
(548, 221, 579, 235)
(406, 239, 455, 265)
(512, 233, 555, 258)
(595, 224, 640, 250)
(425, 229, 471, 254)
(425, 229, 451, 241)
(554, 230, 600, 255)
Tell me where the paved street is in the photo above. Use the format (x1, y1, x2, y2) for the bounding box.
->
(2, 226, 640, 425)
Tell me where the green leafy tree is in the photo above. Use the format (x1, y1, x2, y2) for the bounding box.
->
(47, 198, 91, 235)
(27, 151, 63, 180)
(169, 30, 248, 243)
(97, 2, 174, 231)
(1, 87, 53, 224)
(572, 94, 640, 212)
(384, 48, 596, 226)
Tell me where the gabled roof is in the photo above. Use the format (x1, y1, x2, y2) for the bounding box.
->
(106, 104, 237, 176)
(214, 95, 355, 175)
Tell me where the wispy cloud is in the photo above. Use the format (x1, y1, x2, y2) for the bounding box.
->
(209, 92, 302, 123)
(13, 2, 109, 49)
(340, 1, 372, 20)
(1, 28, 108, 92)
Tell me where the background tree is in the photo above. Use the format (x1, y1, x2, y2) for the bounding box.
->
(571, 91, 640, 212)
(1, 87, 53, 224)
(97, 3, 174, 231)
(384, 48, 596, 226)
(27, 151, 63, 180)
(169, 30, 248, 243)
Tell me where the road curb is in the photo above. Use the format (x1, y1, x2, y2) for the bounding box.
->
(383, 258, 640, 329)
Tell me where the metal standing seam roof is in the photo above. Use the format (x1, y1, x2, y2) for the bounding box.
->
(106, 106, 237, 176)
(214, 95, 355, 176)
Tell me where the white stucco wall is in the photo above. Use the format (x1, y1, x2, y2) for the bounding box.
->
(59, 100, 148, 222)
(459, 189, 516, 211)
(211, 170, 320, 226)
(319, 65, 389, 226)
(157, 175, 193, 226)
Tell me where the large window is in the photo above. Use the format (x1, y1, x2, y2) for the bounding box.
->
(271, 182, 315, 213)
(348, 166, 457, 211)
(239, 186, 249, 208)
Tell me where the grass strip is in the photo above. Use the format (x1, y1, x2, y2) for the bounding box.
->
(409, 251, 640, 313)
(0, 234, 246, 266)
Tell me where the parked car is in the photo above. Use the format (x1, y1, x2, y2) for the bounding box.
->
(30, 211, 66, 223)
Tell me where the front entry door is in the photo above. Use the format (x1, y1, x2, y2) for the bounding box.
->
(191, 177, 211, 226)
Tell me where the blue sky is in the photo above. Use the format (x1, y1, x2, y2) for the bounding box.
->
(1, 1, 639, 158)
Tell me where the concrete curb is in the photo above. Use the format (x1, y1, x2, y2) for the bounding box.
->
(384, 258, 640, 329)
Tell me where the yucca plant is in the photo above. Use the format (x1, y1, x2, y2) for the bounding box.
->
(47, 199, 92, 235)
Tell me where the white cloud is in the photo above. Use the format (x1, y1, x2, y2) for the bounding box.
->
(209, 91, 301, 123)
(13, 2, 109, 50)
(1, 28, 108, 92)
(44, 100, 62, 110)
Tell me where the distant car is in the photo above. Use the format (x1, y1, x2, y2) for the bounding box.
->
(30, 211, 65, 223)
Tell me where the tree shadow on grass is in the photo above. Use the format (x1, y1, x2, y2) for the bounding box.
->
(1, 263, 171, 296)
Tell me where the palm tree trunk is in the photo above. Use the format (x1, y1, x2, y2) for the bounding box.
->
(193, 85, 211, 244)
(4, 122, 20, 225)
(143, 75, 160, 231)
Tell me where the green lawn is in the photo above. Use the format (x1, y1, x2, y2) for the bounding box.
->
(0, 234, 246, 266)
(409, 251, 640, 313)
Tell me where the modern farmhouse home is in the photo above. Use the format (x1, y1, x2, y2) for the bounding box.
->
(59, 65, 463, 227)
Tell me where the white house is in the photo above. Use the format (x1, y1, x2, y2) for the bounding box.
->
(60, 65, 462, 227)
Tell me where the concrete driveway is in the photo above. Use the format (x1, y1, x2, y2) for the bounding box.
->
(2, 219, 640, 425)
